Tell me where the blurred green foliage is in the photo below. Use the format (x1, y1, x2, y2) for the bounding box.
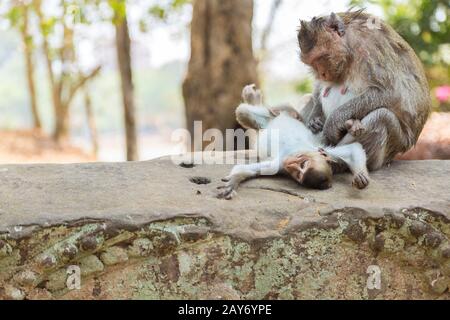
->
(295, 1, 449, 109)
(4, 5, 21, 26)
(141, 0, 191, 32)
(149, 0, 191, 20)
(350, 0, 450, 104)
(295, 78, 313, 95)
(352, 0, 449, 66)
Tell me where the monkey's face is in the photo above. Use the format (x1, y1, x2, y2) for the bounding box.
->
(283, 151, 333, 190)
(298, 13, 351, 83)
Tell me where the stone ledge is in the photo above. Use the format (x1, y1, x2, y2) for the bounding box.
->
(0, 156, 449, 299)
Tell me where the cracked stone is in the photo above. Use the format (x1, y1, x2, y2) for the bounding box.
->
(0, 157, 448, 299)
(427, 273, 449, 295)
(4, 285, 25, 300)
(13, 270, 39, 287)
(128, 238, 153, 258)
(409, 221, 429, 238)
(36, 253, 58, 270)
(58, 243, 79, 260)
(440, 245, 450, 259)
(0, 240, 12, 257)
(78, 255, 104, 276)
(442, 260, 450, 277)
(100, 247, 128, 266)
(424, 232, 444, 249)
(46, 269, 68, 292)
(79, 235, 102, 252)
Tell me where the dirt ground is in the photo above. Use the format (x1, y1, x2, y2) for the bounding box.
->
(0, 130, 95, 164)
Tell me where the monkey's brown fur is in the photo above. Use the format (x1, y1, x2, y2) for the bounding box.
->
(298, 10, 432, 171)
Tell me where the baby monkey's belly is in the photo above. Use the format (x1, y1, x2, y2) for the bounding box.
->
(257, 114, 318, 160)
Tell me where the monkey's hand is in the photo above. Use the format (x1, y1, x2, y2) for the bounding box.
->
(345, 119, 365, 137)
(324, 87, 394, 145)
(242, 84, 263, 106)
(217, 176, 239, 200)
(323, 116, 348, 145)
(309, 117, 324, 133)
(352, 171, 370, 190)
(269, 105, 301, 120)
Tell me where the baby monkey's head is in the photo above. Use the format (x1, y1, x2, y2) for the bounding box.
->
(283, 150, 333, 190)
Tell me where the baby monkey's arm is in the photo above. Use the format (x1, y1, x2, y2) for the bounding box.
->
(218, 159, 281, 200)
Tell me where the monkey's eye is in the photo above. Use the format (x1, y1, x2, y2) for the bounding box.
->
(300, 160, 309, 170)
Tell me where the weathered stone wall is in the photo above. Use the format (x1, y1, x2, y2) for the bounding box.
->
(0, 156, 449, 299)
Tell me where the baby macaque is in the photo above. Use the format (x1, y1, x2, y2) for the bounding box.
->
(218, 85, 369, 200)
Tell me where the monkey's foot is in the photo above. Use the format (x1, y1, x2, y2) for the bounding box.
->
(217, 177, 238, 200)
(242, 84, 263, 106)
(352, 172, 370, 190)
(345, 119, 365, 137)
(309, 117, 324, 133)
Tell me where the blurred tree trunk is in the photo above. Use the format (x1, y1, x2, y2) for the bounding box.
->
(84, 88, 99, 157)
(34, 0, 60, 136)
(20, 4, 41, 130)
(115, 15, 138, 161)
(183, 0, 258, 150)
(53, 23, 75, 141)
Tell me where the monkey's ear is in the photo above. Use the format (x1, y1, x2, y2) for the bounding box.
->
(327, 12, 345, 37)
(299, 20, 309, 31)
(299, 20, 314, 37)
(298, 20, 315, 52)
(326, 158, 338, 165)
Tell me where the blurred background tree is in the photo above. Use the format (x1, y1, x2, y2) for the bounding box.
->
(0, 0, 447, 163)
(183, 0, 258, 149)
(110, 0, 139, 160)
(5, 0, 41, 130)
(34, 0, 101, 141)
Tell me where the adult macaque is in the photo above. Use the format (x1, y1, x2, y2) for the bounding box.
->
(218, 85, 369, 200)
(297, 10, 432, 171)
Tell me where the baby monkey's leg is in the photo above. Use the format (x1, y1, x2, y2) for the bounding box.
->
(236, 85, 272, 130)
(218, 159, 281, 200)
(237, 84, 302, 129)
(327, 143, 370, 189)
(236, 104, 273, 130)
(237, 103, 302, 130)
